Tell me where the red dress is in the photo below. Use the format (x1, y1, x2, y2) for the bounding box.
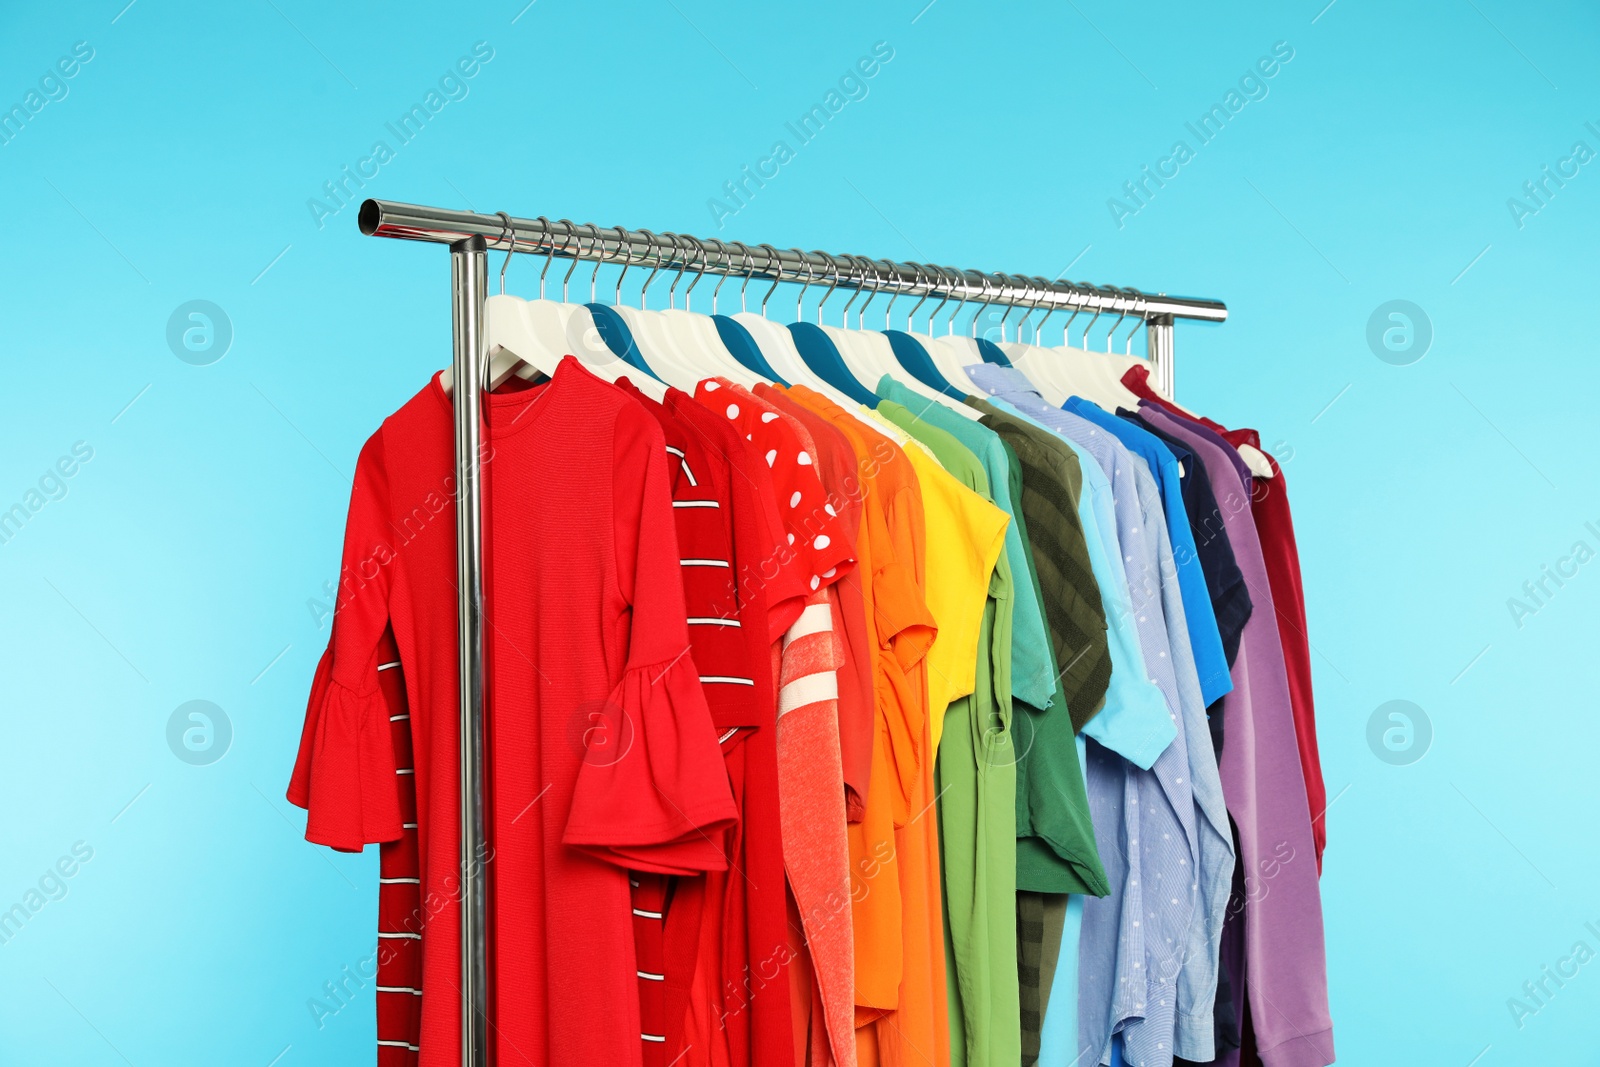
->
(289, 357, 739, 1067)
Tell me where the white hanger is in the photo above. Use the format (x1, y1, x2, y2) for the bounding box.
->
(505, 217, 591, 383)
(546, 222, 665, 399)
(812, 253, 891, 393)
(920, 270, 994, 392)
(586, 228, 703, 392)
(997, 273, 1059, 384)
(442, 212, 567, 394)
(1001, 285, 1120, 406)
(1037, 285, 1274, 478)
(658, 233, 763, 387)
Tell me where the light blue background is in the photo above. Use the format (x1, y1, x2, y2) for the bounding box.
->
(2, 1, 1597, 1064)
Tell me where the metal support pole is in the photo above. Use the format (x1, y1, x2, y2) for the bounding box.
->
(1146, 313, 1176, 400)
(449, 234, 491, 1067)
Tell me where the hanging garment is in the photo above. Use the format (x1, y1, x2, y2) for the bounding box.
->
(784, 387, 949, 1067)
(876, 396, 1023, 1067)
(964, 395, 1187, 1067)
(876, 376, 1058, 713)
(963, 365, 1235, 1065)
(1062, 397, 1233, 709)
(867, 408, 1009, 1067)
(1122, 366, 1326, 872)
(615, 379, 793, 1067)
(695, 380, 862, 1067)
(959, 398, 1112, 1064)
(1135, 404, 1333, 1067)
(289, 358, 741, 1067)
(756, 384, 878, 823)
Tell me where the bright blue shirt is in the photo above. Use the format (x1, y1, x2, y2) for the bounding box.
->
(1063, 396, 1233, 708)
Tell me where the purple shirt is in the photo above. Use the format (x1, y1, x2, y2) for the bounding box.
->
(1137, 404, 1334, 1067)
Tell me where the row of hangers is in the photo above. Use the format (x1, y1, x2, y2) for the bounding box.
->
(447, 214, 1272, 477)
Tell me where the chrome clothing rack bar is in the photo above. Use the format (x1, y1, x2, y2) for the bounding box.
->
(357, 197, 1225, 1067)
(447, 235, 491, 1067)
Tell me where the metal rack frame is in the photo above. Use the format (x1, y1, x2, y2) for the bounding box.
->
(355, 196, 1228, 1067)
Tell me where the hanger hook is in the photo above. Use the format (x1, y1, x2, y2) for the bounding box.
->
(856, 258, 884, 329)
(661, 233, 685, 310)
(970, 274, 990, 338)
(852, 257, 880, 330)
(681, 234, 712, 313)
(758, 244, 785, 316)
(943, 267, 971, 336)
(494, 211, 515, 296)
(1019, 274, 1045, 342)
(534, 216, 557, 299)
(885, 260, 912, 330)
(993, 274, 1020, 342)
(1013, 274, 1039, 342)
(806, 251, 844, 326)
(1078, 287, 1105, 350)
(557, 219, 587, 303)
(636, 230, 668, 309)
(577, 225, 603, 304)
(711, 240, 737, 315)
(839, 255, 866, 327)
(925, 269, 955, 336)
(1102, 286, 1129, 354)
(612, 225, 634, 306)
(733, 242, 757, 314)
(1111, 287, 1144, 354)
(1058, 281, 1085, 348)
(905, 265, 933, 334)
(787, 247, 813, 321)
(1028, 276, 1056, 344)
(927, 266, 953, 335)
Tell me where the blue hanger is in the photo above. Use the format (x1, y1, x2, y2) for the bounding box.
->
(976, 336, 1012, 367)
(884, 331, 963, 397)
(568, 223, 657, 379)
(584, 303, 656, 377)
(875, 262, 955, 396)
(786, 250, 878, 406)
(713, 316, 787, 385)
(790, 323, 878, 406)
(704, 240, 787, 384)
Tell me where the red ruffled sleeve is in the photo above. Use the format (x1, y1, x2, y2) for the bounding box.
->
(563, 401, 740, 875)
(286, 431, 404, 852)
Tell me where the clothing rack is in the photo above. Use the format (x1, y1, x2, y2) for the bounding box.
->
(354, 196, 1228, 1067)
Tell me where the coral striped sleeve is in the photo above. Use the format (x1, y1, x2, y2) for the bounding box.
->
(778, 589, 857, 1067)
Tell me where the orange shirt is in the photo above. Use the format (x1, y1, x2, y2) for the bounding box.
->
(783, 388, 949, 1067)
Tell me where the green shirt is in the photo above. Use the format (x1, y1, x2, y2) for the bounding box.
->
(876, 396, 1023, 1067)
(967, 397, 1110, 897)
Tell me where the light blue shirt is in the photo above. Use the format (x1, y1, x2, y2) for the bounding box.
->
(1119, 457, 1235, 1062)
(970, 389, 1174, 767)
(1063, 396, 1233, 708)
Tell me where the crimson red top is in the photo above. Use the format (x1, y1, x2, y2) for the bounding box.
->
(289, 357, 738, 1067)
